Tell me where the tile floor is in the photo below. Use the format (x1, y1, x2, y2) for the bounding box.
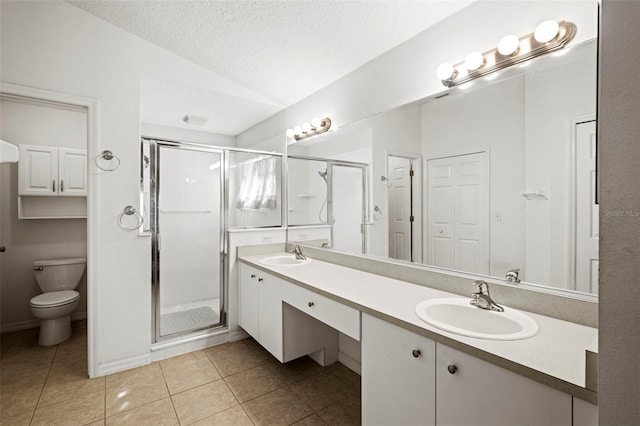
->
(0, 321, 361, 425)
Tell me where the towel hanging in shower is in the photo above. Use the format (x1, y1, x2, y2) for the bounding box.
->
(236, 156, 278, 211)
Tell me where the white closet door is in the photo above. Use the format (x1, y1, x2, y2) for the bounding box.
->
(58, 148, 87, 196)
(427, 152, 488, 274)
(388, 156, 412, 261)
(18, 144, 58, 196)
(575, 121, 598, 293)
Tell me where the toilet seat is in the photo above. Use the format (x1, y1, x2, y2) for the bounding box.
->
(30, 290, 79, 308)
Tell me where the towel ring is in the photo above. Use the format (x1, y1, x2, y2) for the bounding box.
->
(118, 205, 143, 231)
(95, 150, 121, 171)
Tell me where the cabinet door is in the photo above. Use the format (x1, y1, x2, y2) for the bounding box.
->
(58, 148, 87, 196)
(436, 344, 571, 426)
(362, 313, 436, 426)
(573, 398, 598, 426)
(258, 271, 284, 361)
(238, 264, 260, 340)
(18, 144, 58, 196)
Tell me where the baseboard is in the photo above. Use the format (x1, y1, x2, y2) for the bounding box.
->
(229, 328, 250, 342)
(338, 351, 362, 375)
(0, 311, 87, 334)
(96, 353, 150, 377)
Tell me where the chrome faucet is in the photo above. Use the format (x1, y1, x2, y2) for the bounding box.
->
(291, 244, 307, 260)
(505, 268, 521, 283)
(470, 280, 504, 312)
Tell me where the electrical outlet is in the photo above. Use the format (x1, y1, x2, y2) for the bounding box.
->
(261, 235, 272, 243)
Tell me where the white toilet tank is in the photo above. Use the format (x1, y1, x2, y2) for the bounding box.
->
(33, 258, 86, 292)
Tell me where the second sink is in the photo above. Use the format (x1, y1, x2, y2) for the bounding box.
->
(414, 298, 538, 341)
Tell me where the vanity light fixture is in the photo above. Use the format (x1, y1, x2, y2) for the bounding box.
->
(436, 19, 576, 88)
(286, 117, 332, 141)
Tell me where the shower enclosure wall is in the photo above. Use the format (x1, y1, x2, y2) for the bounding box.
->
(143, 138, 283, 343)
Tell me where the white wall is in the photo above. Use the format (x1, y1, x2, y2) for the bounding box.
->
(0, 97, 88, 330)
(141, 123, 236, 147)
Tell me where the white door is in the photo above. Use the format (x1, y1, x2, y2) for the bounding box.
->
(18, 144, 58, 196)
(436, 344, 571, 425)
(362, 313, 436, 425)
(58, 148, 87, 196)
(427, 152, 488, 274)
(388, 156, 413, 261)
(575, 121, 598, 293)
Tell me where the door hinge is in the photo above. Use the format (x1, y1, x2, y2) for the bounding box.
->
(410, 215, 415, 222)
(409, 169, 414, 177)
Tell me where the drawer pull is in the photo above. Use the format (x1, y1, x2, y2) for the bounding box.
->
(308, 302, 314, 307)
(250, 274, 256, 278)
(411, 349, 421, 358)
(447, 364, 458, 374)
(258, 278, 263, 282)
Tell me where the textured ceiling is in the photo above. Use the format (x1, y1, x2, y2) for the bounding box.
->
(66, 1, 472, 135)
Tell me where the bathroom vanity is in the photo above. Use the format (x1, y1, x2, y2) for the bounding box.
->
(237, 248, 598, 426)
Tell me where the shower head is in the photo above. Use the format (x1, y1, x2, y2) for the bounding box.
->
(318, 169, 328, 183)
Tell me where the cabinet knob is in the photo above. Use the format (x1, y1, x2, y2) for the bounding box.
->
(0, 246, 5, 253)
(258, 278, 263, 282)
(447, 364, 458, 374)
(411, 349, 421, 358)
(308, 302, 314, 307)
(250, 274, 256, 279)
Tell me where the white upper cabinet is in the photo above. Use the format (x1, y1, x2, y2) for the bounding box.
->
(58, 148, 87, 196)
(18, 144, 87, 197)
(18, 145, 58, 196)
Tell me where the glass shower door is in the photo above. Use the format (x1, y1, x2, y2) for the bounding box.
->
(152, 143, 224, 340)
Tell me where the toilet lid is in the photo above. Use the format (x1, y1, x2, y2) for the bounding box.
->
(30, 290, 79, 307)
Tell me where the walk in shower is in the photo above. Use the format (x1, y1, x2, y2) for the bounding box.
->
(142, 138, 283, 343)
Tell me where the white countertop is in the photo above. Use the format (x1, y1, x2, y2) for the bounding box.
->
(239, 253, 598, 398)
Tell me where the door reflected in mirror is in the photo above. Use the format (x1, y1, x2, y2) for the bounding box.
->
(287, 38, 598, 296)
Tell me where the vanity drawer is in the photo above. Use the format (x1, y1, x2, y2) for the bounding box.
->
(283, 283, 360, 341)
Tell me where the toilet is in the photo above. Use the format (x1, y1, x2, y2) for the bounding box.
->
(30, 258, 86, 346)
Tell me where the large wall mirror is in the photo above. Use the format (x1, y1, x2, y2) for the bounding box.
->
(287, 35, 598, 298)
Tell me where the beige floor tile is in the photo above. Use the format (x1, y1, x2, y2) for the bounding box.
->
(31, 389, 105, 426)
(0, 383, 42, 419)
(265, 355, 323, 385)
(288, 372, 345, 411)
(86, 421, 105, 426)
(292, 413, 328, 426)
(159, 351, 221, 395)
(171, 380, 239, 425)
(0, 410, 33, 425)
(106, 397, 178, 426)
(106, 364, 169, 417)
(242, 387, 313, 426)
(55, 338, 87, 359)
(39, 374, 106, 407)
(325, 363, 360, 386)
(192, 405, 254, 426)
(316, 397, 361, 426)
(0, 362, 50, 389)
(0, 344, 57, 370)
(225, 365, 283, 403)
(204, 341, 264, 377)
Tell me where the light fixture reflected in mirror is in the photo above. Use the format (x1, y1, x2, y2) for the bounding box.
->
(287, 117, 332, 141)
(436, 20, 576, 88)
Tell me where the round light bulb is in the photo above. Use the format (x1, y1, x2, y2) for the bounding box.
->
(464, 52, 485, 71)
(293, 126, 302, 135)
(302, 122, 312, 132)
(311, 117, 322, 128)
(498, 34, 519, 56)
(534, 20, 559, 43)
(436, 62, 456, 81)
(286, 128, 295, 138)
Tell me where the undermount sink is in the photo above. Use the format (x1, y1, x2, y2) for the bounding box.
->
(415, 298, 538, 341)
(259, 254, 312, 266)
